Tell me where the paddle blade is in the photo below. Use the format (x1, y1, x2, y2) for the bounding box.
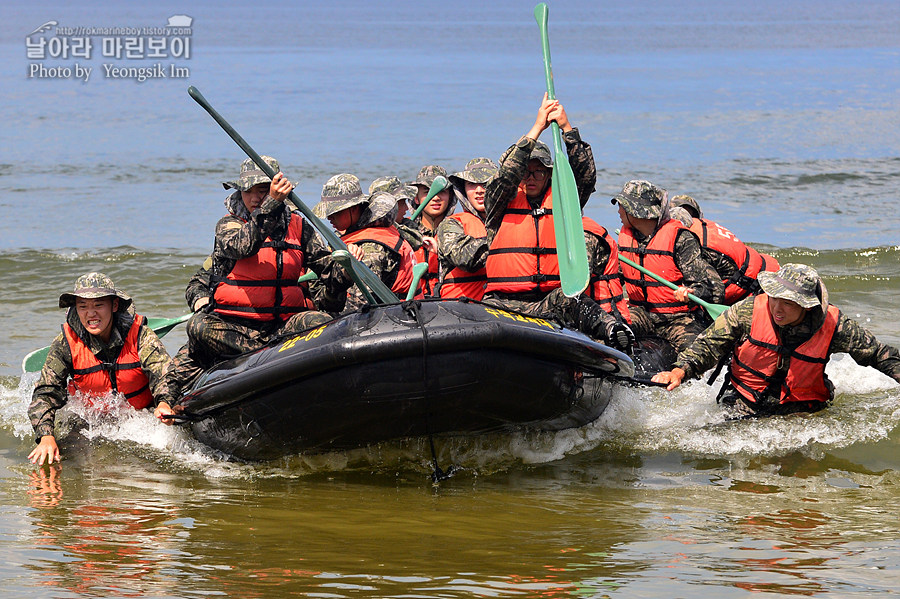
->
(22, 347, 50, 374)
(549, 143, 590, 297)
(406, 262, 428, 301)
(410, 175, 449, 222)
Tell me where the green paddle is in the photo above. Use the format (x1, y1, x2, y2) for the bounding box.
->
(534, 3, 590, 298)
(406, 262, 428, 301)
(22, 313, 192, 374)
(331, 250, 378, 305)
(187, 86, 398, 305)
(618, 255, 728, 319)
(409, 176, 450, 222)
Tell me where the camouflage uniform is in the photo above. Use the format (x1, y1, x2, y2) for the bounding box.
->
(28, 273, 173, 441)
(480, 135, 633, 352)
(409, 165, 457, 296)
(317, 187, 409, 312)
(613, 180, 724, 352)
(369, 176, 425, 251)
(436, 158, 499, 292)
(166, 161, 350, 401)
(673, 264, 900, 416)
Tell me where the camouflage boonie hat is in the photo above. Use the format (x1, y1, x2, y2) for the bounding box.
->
(223, 156, 280, 191)
(314, 173, 367, 219)
(368, 176, 417, 201)
(758, 263, 826, 310)
(59, 272, 132, 310)
(411, 165, 449, 188)
(357, 191, 399, 228)
(450, 157, 499, 186)
(409, 165, 457, 211)
(611, 180, 666, 219)
(670, 195, 703, 219)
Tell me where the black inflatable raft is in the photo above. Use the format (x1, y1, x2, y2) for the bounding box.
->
(177, 299, 668, 461)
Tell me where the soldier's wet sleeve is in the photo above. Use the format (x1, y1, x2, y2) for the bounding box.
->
(673, 298, 754, 379)
(484, 135, 534, 231)
(436, 218, 491, 272)
(830, 312, 900, 383)
(213, 214, 265, 261)
(301, 222, 354, 313)
(185, 255, 214, 311)
(703, 248, 737, 286)
(136, 322, 174, 407)
(28, 333, 72, 440)
(674, 230, 726, 304)
(562, 128, 597, 208)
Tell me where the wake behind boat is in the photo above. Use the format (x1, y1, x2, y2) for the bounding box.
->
(176, 299, 670, 461)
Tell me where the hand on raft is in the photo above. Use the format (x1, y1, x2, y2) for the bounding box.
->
(651, 368, 686, 391)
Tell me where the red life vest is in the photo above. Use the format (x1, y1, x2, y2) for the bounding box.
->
(688, 218, 779, 304)
(63, 315, 153, 410)
(582, 217, 631, 324)
(484, 186, 559, 294)
(618, 220, 692, 314)
(213, 213, 314, 321)
(438, 212, 488, 300)
(412, 244, 440, 297)
(342, 225, 418, 297)
(729, 294, 839, 406)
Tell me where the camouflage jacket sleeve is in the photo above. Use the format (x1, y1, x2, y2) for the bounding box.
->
(703, 248, 737, 286)
(436, 218, 491, 274)
(185, 254, 214, 311)
(136, 320, 174, 407)
(397, 221, 425, 251)
(562, 128, 597, 207)
(342, 241, 400, 312)
(301, 219, 354, 313)
(674, 229, 726, 304)
(484, 135, 534, 231)
(28, 332, 72, 440)
(830, 311, 900, 383)
(673, 297, 754, 379)
(585, 231, 612, 278)
(213, 196, 286, 261)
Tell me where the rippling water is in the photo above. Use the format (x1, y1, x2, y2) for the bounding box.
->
(1, 0, 899, 597)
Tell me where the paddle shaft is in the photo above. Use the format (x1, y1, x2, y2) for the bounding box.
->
(534, 3, 590, 297)
(187, 86, 397, 305)
(409, 176, 449, 222)
(618, 255, 728, 319)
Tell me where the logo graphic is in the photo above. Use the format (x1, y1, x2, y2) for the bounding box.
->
(166, 15, 192, 27)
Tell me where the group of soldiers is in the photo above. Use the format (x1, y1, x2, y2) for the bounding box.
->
(27, 95, 900, 466)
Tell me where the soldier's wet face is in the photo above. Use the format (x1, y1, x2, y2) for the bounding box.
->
(523, 159, 550, 200)
(241, 182, 271, 213)
(464, 181, 487, 213)
(75, 296, 118, 342)
(768, 297, 807, 327)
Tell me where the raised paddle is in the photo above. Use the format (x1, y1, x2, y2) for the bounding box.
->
(187, 86, 398, 305)
(409, 176, 450, 222)
(534, 2, 590, 298)
(22, 313, 192, 374)
(618, 255, 729, 320)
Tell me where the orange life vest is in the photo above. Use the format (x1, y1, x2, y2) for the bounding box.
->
(438, 212, 488, 300)
(484, 186, 559, 294)
(618, 220, 692, 314)
(213, 213, 314, 321)
(342, 225, 418, 297)
(63, 315, 153, 410)
(729, 294, 839, 406)
(582, 217, 631, 324)
(688, 218, 779, 304)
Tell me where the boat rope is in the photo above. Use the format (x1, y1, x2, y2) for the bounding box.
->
(406, 299, 454, 483)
